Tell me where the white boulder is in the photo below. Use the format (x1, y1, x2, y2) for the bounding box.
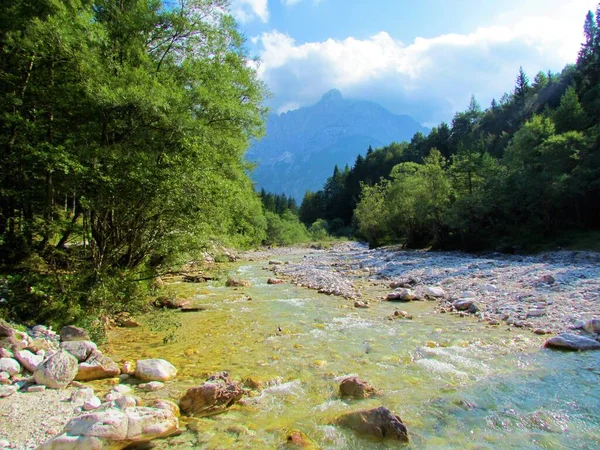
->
(134, 359, 177, 382)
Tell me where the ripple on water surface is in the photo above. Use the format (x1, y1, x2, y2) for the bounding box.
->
(106, 256, 600, 449)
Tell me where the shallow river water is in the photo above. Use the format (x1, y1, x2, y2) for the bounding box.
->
(106, 251, 600, 449)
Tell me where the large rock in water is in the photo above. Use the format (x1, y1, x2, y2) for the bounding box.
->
(339, 376, 380, 399)
(75, 350, 120, 381)
(135, 359, 177, 382)
(37, 406, 178, 450)
(335, 406, 409, 442)
(179, 372, 244, 417)
(544, 333, 600, 351)
(34, 349, 78, 389)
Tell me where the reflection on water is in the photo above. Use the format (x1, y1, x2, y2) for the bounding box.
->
(106, 256, 600, 449)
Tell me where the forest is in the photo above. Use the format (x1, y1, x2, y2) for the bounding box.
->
(300, 5, 600, 252)
(0, 0, 279, 328)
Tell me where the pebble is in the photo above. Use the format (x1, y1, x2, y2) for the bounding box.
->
(0, 385, 17, 398)
(112, 384, 132, 394)
(83, 396, 102, 411)
(138, 381, 165, 391)
(26, 385, 46, 393)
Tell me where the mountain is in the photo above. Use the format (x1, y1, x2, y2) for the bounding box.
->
(247, 89, 429, 201)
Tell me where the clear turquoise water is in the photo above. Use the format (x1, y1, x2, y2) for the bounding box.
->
(107, 256, 600, 449)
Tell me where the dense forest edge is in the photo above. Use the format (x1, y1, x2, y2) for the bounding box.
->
(1, 1, 599, 334)
(300, 4, 600, 253)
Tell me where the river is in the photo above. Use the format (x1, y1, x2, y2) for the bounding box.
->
(105, 246, 600, 449)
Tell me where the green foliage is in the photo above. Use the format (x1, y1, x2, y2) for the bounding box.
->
(0, 0, 268, 326)
(312, 4, 600, 252)
(263, 211, 310, 246)
(308, 219, 330, 241)
(553, 87, 588, 132)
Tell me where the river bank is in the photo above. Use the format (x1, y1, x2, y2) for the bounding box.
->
(257, 242, 600, 334)
(1, 243, 599, 449)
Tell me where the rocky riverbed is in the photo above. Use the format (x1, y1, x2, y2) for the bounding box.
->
(1, 242, 599, 449)
(258, 242, 600, 337)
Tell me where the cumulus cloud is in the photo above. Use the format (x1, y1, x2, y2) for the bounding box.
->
(231, 0, 269, 23)
(255, 1, 593, 124)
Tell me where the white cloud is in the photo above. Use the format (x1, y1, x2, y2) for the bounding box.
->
(231, 0, 269, 23)
(255, 0, 595, 124)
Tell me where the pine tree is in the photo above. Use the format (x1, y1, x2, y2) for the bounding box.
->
(553, 87, 588, 133)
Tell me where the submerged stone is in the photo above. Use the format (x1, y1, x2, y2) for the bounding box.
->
(335, 406, 409, 442)
(544, 333, 600, 351)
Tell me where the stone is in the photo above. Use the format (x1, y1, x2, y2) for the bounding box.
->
(0, 439, 10, 448)
(138, 381, 164, 391)
(0, 385, 18, 398)
(71, 388, 96, 405)
(393, 310, 412, 319)
(179, 372, 244, 417)
(339, 376, 380, 399)
(0, 357, 21, 376)
(59, 325, 90, 342)
(115, 395, 137, 409)
(583, 318, 600, 334)
(226, 278, 251, 287)
(83, 396, 102, 411)
(75, 350, 120, 381)
(61, 340, 98, 362)
(121, 360, 135, 375)
(386, 288, 416, 302)
(267, 278, 284, 285)
(26, 384, 46, 393)
(389, 277, 418, 289)
(15, 349, 44, 372)
(424, 286, 445, 298)
(527, 309, 547, 318)
(354, 301, 370, 309)
(153, 296, 190, 309)
(480, 284, 498, 293)
(0, 348, 13, 358)
(268, 260, 284, 265)
(335, 406, 409, 442)
(453, 300, 475, 311)
(539, 274, 555, 284)
(152, 399, 180, 417)
(112, 384, 132, 395)
(34, 349, 79, 389)
(283, 430, 319, 449)
(37, 406, 178, 449)
(0, 371, 10, 384)
(544, 333, 600, 351)
(105, 391, 124, 403)
(135, 359, 177, 382)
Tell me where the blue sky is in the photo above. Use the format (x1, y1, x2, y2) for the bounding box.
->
(231, 0, 599, 126)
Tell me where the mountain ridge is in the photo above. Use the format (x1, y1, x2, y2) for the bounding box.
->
(248, 89, 428, 200)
